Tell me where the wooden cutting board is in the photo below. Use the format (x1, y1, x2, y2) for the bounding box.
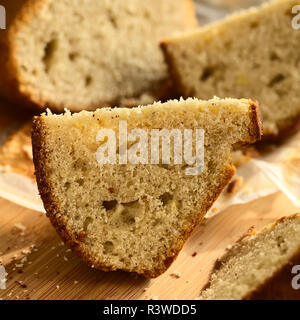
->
(0, 191, 299, 300)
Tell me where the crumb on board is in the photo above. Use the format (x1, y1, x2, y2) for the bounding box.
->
(192, 252, 198, 257)
(15, 281, 27, 289)
(170, 271, 181, 279)
(15, 264, 24, 268)
(21, 249, 31, 255)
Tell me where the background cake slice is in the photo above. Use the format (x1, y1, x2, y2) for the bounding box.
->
(0, 0, 197, 112)
(32, 98, 262, 277)
(162, 0, 300, 138)
(199, 214, 300, 300)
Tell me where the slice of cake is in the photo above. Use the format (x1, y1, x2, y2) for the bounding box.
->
(0, 0, 197, 111)
(32, 98, 262, 277)
(199, 214, 300, 300)
(162, 0, 300, 138)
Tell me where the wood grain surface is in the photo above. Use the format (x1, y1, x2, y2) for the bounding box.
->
(0, 191, 299, 300)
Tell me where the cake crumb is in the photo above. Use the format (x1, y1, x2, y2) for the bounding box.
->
(21, 249, 31, 255)
(15, 281, 27, 289)
(192, 252, 198, 257)
(170, 271, 181, 279)
(226, 244, 233, 250)
(15, 264, 23, 268)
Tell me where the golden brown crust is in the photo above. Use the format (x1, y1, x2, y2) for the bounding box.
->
(249, 101, 263, 142)
(260, 114, 300, 143)
(160, 40, 187, 98)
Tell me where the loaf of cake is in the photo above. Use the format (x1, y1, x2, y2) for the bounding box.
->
(32, 97, 262, 277)
(0, 0, 197, 112)
(162, 0, 300, 138)
(199, 214, 300, 300)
